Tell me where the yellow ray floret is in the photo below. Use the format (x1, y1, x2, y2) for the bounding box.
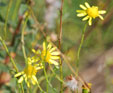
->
(76, 2, 106, 25)
(41, 42, 60, 66)
(27, 56, 39, 64)
(15, 64, 43, 87)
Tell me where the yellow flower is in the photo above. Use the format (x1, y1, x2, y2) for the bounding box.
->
(82, 83, 92, 92)
(15, 63, 43, 87)
(41, 42, 60, 66)
(76, 2, 106, 25)
(27, 56, 39, 64)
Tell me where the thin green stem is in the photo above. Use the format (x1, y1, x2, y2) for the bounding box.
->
(20, 12, 29, 93)
(43, 61, 57, 93)
(0, 37, 24, 93)
(21, 12, 29, 63)
(76, 23, 87, 75)
(4, 0, 13, 38)
(43, 62, 49, 93)
(49, 64, 65, 84)
(12, 0, 21, 21)
(59, 58, 63, 92)
(20, 84, 24, 93)
(0, 37, 18, 72)
(36, 81, 45, 93)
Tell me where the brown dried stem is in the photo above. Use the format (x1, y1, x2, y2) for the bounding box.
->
(59, 0, 64, 92)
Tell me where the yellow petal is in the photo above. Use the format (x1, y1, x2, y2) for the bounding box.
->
(31, 56, 39, 62)
(49, 59, 59, 65)
(35, 63, 43, 67)
(25, 77, 27, 82)
(49, 47, 57, 52)
(77, 13, 86, 17)
(15, 72, 24, 77)
(43, 42, 46, 50)
(31, 77, 36, 85)
(76, 10, 86, 13)
(27, 82, 30, 87)
(85, 2, 90, 8)
(32, 75, 38, 83)
(18, 76, 24, 83)
(80, 4, 87, 10)
(47, 43, 52, 49)
(27, 57, 33, 64)
(51, 56, 60, 59)
(36, 66, 43, 70)
(99, 10, 106, 14)
(32, 49, 39, 54)
(82, 16, 89, 21)
(88, 17, 92, 26)
(51, 52, 60, 55)
(28, 57, 31, 61)
(98, 15, 104, 20)
(32, 49, 36, 53)
(32, 79, 36, 85)
(25, 77, 30, 87)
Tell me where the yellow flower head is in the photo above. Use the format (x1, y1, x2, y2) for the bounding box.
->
(15, 62, 43, 87)
(41, 42, 60, 66)
(27, 56, 39, 64)
(76, 2, 106, 25)
(82, 83, 92, 92)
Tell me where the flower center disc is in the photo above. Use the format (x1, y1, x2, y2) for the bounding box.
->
(41, 50, 51, 62)
(24, 65, 37, 78)
(87, 6, 99, 18)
